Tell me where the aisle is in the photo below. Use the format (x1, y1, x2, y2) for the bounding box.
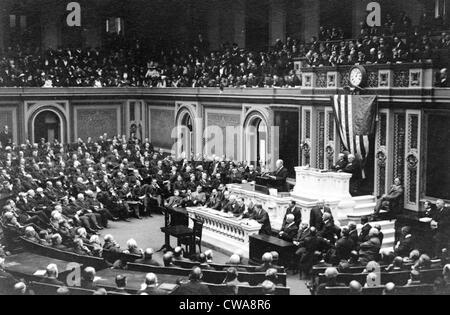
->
(99, 214, 311, 295)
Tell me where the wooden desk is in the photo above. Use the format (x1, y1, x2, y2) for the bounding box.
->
(4, 252, 73, 283)
(249, 234, 296, 268)
(94, 268, 183, 294)
(256, 176, 286, 192)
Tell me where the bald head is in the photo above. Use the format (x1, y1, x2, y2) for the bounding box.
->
(262, 252, 273, 263)
(325, 267, 338, 279)
(349, 281, 362, 294)
(145, 273, 158, 286)
(190, 267, 203, 281)
(261, 280, 276, 295)
(229, 254, 241, 265)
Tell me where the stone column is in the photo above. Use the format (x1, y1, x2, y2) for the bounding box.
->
(232, 0, 246, 48)
(269, 0, 286, 45)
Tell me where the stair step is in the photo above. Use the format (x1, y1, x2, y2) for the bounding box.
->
(352, 195, 376, 202)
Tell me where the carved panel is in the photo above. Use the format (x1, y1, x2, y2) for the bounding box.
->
(405, 112, 421, 209)
(375, 112, 388, 196)
(393, 113, 406, 181)
(0, 111, 13, 131)
(316, 72, 327, 88)
(76, 108, 119, 141)
(367, 70, 379, 88)
(150, 108, 175, 149)
(206, 112, 241, 159)
(394, 70, 410, 87)
(316, 111, 325, 169)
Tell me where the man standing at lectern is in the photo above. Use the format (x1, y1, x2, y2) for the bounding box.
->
(271, 160, 289, 180)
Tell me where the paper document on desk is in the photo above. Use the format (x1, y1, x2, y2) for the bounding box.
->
(33, 270, 47, 277)
(159, 283, 178, 291)
(242, 219, 260, 227)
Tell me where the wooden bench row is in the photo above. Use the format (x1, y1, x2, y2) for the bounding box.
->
(128, 263, 288, 287)
(317, 269, 443, 286)
(317, 284, 434, 295)
(20, 237, 142, 270)
(172, 259, 285, 273)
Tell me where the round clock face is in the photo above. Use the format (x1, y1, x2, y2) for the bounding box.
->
(350, 67, 364, 87)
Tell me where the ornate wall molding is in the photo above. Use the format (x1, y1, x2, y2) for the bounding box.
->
(25, 100, 70, 144)
(404, 110, 421, 211)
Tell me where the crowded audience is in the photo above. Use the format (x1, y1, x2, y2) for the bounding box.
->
(0, 12, 449, 89)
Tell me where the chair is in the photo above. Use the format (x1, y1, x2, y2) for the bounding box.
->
(179, 218, 203, 255)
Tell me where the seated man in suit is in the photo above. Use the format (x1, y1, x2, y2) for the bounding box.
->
(358, 216, 372, 244)
(315, 267, 346, 295)
(224, 254, 247, 272)
(332, 153, 348, 172)
(282, 201, 302, 229)
(173, 246, 189, 262)
(198, 253, 214, 270)
(359, 228, 382, 265)
(81, 267, 97, 290)
(191, 185, 207, 206)
(278, 214, 298, 242)
(138, 273, 168, 295)
(114, 274, 128, 293)
(243, 204, 272, 235)
(255, 253, 275, 272)
(394, 226, 413, 257)
(309, 200, 332, 231)
(135, 248, 161, 266)
(222, 267, 249, 291)
(430, 199, 450, 257)
(0, 254, 19, 295)
(41, 264, 64, 286)
(319, 212, 341, 245)
(374, 178, 404, 218)
(173, 267, 211, 295)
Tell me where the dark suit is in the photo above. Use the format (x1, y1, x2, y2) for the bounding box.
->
(272, 167, 288, 180)
(138, 286, 168, 295)
(173, 281, 211, 295)
(0, 130, 12, 147)
(374, 184, 404, 216)
(245, 209, 272, 235)
(359, 237, 381, 264)
(358, 223, 372, 244)
(282, 205, 302, 229)
(334, 236, 355, 261)
(394, 235, 413, 257)
(279, 222, 298, 242)
(309, 206, 332, 230)
(319, 220, 340, 245)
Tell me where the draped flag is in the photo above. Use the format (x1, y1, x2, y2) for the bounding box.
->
(331, 94, 378, 178)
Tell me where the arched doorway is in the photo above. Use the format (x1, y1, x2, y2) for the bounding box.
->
(33, 111, 61, 143)
(246, 116, 268, 168)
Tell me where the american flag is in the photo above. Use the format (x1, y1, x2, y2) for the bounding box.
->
(331, 94, 378, 178)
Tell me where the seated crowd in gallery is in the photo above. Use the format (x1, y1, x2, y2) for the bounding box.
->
(1, 11, 449, 89)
